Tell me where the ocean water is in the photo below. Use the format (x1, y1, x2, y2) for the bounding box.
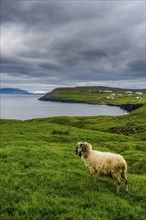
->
(0, 94, 127, 120)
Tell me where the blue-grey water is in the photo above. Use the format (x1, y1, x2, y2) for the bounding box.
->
(0, 94, 127, 120)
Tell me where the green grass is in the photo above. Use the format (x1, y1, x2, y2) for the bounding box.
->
(0, 106, 146, 219)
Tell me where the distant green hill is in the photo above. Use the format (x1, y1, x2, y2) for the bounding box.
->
(0, 88, 30, 94)
(39, 86, 146, 107)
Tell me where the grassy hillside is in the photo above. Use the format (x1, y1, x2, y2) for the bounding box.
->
(40, 86, 146, 105)
(0, 105, 146, 219)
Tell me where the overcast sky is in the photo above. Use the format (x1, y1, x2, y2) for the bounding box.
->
(1, 0, 145, 92)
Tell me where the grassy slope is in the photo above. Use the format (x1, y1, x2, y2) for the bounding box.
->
(48, 91, 146, 104)
(0, 106, 146, 219)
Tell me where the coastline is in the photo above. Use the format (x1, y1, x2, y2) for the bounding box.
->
(39, 96, 143, 112)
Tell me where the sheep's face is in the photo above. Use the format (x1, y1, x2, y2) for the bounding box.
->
(75, 142, 83, 157)
(75, 142, 92, 157)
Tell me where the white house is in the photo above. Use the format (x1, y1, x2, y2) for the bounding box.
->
(135, 92, 143, 95)
(125, 91, 133, 94)
(104, 90, 112, 93)
(117, 94, 123, 96)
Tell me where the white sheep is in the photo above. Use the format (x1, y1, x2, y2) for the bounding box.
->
(75, 142, 128, 193)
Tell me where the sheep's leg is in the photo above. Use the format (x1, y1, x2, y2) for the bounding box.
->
(121, 168, 128, 192)
(90, 169, 96, 182)
(91, 173, 96, 182)
(123, 172, 128, 192)
(112, 173, 121, 193)
(116, 178, 121, 193)
(125, 179, 128, 192)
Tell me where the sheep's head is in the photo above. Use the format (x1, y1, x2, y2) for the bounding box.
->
(75, 142, 92, 157)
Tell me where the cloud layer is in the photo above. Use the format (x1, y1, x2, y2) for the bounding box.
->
(1, 0, 145, 91)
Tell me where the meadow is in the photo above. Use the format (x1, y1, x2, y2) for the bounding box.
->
(0, 105, 146, 219)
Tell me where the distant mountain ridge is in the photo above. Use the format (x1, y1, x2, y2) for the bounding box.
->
(0, 88, 30, 94)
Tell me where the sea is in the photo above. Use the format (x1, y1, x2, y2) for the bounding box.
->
(0, 94, 127, 120)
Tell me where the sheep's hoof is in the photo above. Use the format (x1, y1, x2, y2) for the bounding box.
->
(90, 175, 96, 182)
(125, 187, 128, 192)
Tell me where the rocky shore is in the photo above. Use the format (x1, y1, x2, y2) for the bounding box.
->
(39, 95, 143, 112)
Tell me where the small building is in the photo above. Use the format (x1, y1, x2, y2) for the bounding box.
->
(135, 92, 143, 95)
(125, 91, 133, 94)
(104, 90, 112, 93)
(117, 94, 123, 96)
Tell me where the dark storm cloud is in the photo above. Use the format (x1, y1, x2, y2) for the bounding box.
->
(38, 62, 61, 70)
(80, 48, 108, 61)
(127, 59, 145, 73)
(1, 1, 70, 27)
(1, 0, 145, 90)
